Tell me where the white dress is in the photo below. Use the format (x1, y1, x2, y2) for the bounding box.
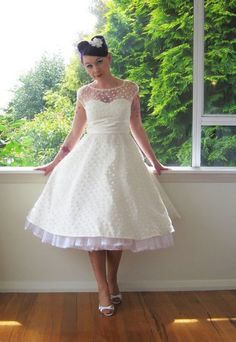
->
(24, 79, 180, 252)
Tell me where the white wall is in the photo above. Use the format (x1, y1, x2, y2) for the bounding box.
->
(0, 168, 236, 292)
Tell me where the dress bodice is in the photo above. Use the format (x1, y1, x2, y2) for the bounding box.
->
(76, 80, 139, 134)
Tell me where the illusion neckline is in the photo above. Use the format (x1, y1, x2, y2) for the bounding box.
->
(88, 80, 125, 91)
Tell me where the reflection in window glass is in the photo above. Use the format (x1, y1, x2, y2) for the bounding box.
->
(204, 1, 236, 115)
(201, 126, 236, 166)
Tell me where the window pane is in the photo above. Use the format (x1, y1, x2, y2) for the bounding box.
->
(204, 1, 236, 114)
(201, 126, 236, 166)
(141, 1, 193, 167)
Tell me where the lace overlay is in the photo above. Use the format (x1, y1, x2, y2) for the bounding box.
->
(77, 80, 139, 106)
(25, 79, 179, 251)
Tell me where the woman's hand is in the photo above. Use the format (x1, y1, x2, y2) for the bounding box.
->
(34, 161, 57, 176)
(152, 161, 170, 176)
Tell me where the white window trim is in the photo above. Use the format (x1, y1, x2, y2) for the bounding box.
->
(201, 115, 236, 126)
(192, 0, 236, 168)
(192, 0, 204, 167)
(1, 167, 236, 184)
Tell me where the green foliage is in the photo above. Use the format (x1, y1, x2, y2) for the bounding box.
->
(0, 115, 33, 166)
(0, 92, 74, 166)
(60, 55, 91, 101)
(0, 103, 73, 166)
(7, 53, 65, 120)
(19, 109, 72, 166)
(0, 55, 84, 166)
(201, 126, 236, 166)
(101, 0, 193, 165)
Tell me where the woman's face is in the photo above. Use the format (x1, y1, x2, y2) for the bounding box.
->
(82, 53, 112, 80)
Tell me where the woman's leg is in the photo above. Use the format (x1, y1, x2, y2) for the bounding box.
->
(88, 250, 112, 314)
(106, 250, 123, 295)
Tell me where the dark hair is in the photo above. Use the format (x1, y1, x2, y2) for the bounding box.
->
(77, 35, 108, 62)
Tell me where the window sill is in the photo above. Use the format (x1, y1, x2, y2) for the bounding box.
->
(0, 166, 236, 183)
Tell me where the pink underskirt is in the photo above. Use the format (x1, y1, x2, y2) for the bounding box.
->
(25, 220, 174, 253)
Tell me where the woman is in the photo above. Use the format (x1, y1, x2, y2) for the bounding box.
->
(25, 35, 178, 317)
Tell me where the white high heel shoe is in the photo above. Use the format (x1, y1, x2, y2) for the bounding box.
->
(98, 304, 115, 317)
(110, 293, 122, 305)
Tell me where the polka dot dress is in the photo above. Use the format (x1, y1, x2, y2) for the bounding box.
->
(24, 80, 179, 252)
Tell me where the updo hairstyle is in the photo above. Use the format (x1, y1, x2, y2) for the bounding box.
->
(77, 35, 108, 63)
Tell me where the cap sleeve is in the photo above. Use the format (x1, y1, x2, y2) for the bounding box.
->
(133, 82, 139, 97)
(128, 81, 139, 99)
(76, 86, 86, 107)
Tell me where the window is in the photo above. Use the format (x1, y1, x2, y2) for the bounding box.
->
(192, 0, 236, 167)
(0, 0, 235, 169)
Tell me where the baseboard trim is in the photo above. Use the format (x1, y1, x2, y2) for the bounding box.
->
(0, 279, 236, 292)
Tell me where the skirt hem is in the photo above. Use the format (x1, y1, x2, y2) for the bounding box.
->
(25, 220, 174, 252)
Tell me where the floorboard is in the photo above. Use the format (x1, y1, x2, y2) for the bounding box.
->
(0, 291, 236, 341)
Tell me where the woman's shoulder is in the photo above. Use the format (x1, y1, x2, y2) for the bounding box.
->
(76, 83, 92, 101)
(76, 83, 92, 105)
(77, 83, 90, 94)
(123, 79, 139, 97)
(124, 79, 139, 88)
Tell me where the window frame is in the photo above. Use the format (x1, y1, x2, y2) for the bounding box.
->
(192, 0, 236, 167)
(1, 0, 236, 172)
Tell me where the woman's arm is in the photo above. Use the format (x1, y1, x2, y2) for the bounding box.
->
(52, 100, 87, 165)
(130, 94, 169, 175)
(35, 100, 87, 175)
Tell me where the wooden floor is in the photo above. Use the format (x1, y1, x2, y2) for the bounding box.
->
(0, 291, 236, 341)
